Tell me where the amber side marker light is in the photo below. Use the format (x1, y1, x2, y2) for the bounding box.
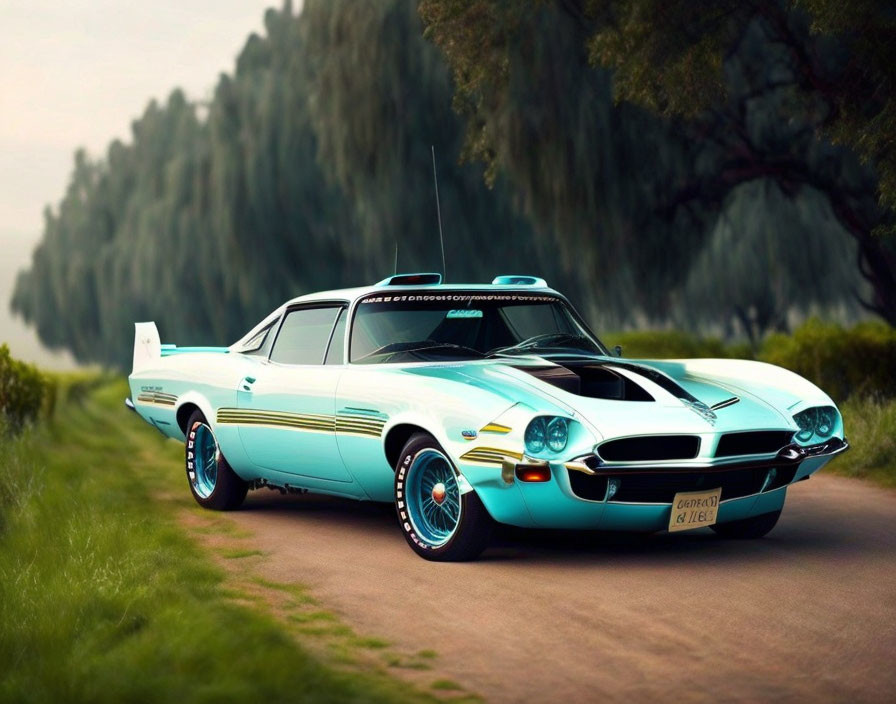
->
(516, 467, 552, 482)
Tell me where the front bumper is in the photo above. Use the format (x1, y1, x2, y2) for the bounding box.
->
(465, 437, 848, 530)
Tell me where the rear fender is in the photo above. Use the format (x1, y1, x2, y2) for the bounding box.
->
(174, 391, 219, 441)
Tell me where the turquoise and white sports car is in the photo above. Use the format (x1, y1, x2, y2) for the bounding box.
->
(127, 273, 848, 560)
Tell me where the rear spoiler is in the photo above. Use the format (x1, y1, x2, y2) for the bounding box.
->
(132, 322, 229, 373)
(133, 322, 161, 373)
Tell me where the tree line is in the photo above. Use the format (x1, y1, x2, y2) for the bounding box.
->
(10, 0, 893, 368)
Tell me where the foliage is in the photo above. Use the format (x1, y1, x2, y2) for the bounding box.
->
(761, 319, 896, 401)
(604, 330, 744, 360)
(0, 345, 47, 432)
(0, 381, 439, 704)
(420, 0, 896, 326)
(680, 181, 865, 345)
(831, 396, 896, 487)
(581, 0, 896, 222)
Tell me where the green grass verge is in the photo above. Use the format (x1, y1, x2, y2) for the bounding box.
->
(828, 397, 896, 488)
(0, 381, 439, 704)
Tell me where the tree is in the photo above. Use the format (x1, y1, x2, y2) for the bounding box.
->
(419, 0, 896, 324)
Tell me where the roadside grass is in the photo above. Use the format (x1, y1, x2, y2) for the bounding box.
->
(0, 380, 446, 704)
(830, 397, 896, 488)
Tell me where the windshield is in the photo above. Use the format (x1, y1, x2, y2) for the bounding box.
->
(350, 291, 608, 364)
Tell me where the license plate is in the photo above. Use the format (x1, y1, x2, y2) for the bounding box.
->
(668, 487, 722, 532)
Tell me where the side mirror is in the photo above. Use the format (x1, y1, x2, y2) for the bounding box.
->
(614, 345, 623, 358)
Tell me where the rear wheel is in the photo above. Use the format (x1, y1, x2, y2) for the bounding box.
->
(710, 510, 781, 539)
(395, 433, 492, 561)
(185, 410, 248, 510)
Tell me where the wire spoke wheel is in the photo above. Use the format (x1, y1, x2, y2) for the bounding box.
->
(191, 423, 219, 499)
(406, 449, 462, 547)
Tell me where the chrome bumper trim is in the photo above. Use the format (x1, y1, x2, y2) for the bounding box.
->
(569, 438, 849, 475)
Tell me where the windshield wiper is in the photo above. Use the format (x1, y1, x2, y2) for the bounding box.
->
(486, 333, 597, 357)
(405, 342, 484, 358)
(357, 340, 485, 363)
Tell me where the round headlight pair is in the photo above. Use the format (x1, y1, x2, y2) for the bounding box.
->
(524, 416, 569, 454)
(793, 406, 837, 443)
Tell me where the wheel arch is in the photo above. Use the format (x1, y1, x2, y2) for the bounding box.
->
(383, 423, 432, 470)
(174, 392, 218, 439)
(176, 402, 202, 435)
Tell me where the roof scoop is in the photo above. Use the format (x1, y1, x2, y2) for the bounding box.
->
(377, 273, 442, 286)
(492, 275, 547, 287)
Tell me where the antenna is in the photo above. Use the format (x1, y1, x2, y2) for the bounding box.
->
(393, 241, 398, 275)
(431, 145, 447, 281)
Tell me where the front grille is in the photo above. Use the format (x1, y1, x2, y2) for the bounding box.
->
(715, 431, 794, 457)
(598, 435, 700, 462)
(567, 465, 797, 503)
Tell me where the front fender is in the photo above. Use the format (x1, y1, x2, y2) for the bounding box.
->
(643, 358, 837, 414)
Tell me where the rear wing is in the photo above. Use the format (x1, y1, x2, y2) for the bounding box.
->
(133, 322, 161, 373)
(132, 322, 230, 373)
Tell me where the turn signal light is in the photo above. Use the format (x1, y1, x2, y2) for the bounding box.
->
(516, 467, 551, 482)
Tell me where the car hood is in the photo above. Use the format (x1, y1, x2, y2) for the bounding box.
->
(395, 354, 830, 440)
(483, 355, 829, 440)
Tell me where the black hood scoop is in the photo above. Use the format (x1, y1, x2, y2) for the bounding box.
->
(513, 359, 658, 401)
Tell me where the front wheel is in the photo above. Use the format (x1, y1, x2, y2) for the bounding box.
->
(186, 410, 248, 510)
(395, 433, 492, 561)
(710, 510, 781, 539)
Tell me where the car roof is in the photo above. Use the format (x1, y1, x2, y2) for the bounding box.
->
(283, 279, 560, 307)
(231, 275, 564, 350)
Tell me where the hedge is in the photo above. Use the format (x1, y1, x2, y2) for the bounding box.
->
(0, 344, 48, 432)
(760, 319, 896, 402)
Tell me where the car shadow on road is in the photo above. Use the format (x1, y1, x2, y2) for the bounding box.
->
(240, 489, 874, 567)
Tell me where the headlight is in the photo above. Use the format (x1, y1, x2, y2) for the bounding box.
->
(524, 417, 547, 453)
(792, 406, 837, 443)
(525, 416, 569, 454)
(794, 408, 816, 442)
(816, 407, 836, 437)
(546, 417, 569, 452)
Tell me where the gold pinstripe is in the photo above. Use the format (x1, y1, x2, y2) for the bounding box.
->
(136, 392, 177, 407)
(459, 447, 525, 465)
(479, 422, 512, 434)
(215, 408, 385, 438)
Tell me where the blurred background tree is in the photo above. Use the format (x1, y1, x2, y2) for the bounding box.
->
(9, 0, 894, 368)
(420, 0, 896, 322)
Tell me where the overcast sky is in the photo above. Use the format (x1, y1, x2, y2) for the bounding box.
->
(0, 1, 280, 366)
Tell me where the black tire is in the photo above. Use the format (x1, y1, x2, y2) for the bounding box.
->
(185, 410, 248, 510)
(710, 510, 781, 539)
(394, 433, 493, 561)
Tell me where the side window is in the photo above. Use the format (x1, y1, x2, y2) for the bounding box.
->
(324, 308, 347, 365)
(270, 307, 341, 365)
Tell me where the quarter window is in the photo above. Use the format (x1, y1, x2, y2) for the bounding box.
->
(238, 323, 274, 355)
(270, 307, 342, 365)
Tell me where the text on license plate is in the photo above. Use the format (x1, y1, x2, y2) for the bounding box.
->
(668, 487, 722, 532)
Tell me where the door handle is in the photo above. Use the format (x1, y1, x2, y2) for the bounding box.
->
(239, 376, 256, 392)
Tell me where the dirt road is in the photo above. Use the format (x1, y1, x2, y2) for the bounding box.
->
(224, 473, 896, 703)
